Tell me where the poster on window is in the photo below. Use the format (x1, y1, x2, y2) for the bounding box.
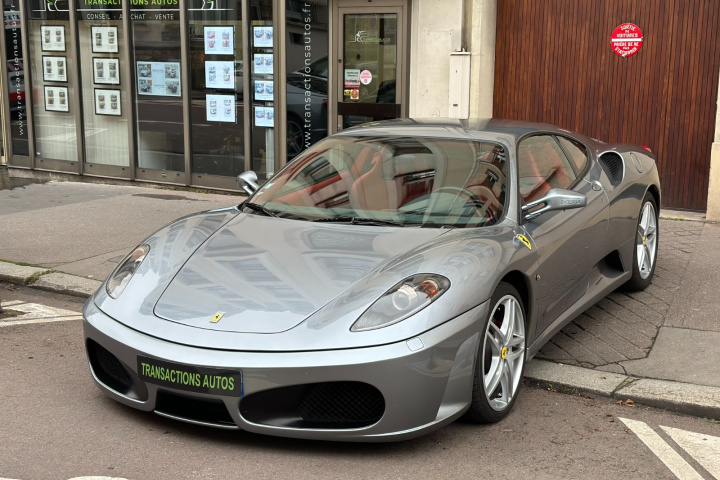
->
(253, 54, 273, 75)
(42, 56, 67, 82)
(204, 26, 234, 55)
(254, 80, 273, 101)
(91, 26, 118, 53)
(41, 26, 66, 52)
(254, 106, 273, 127)
(137, 62, 181, 96)
(205, 61, 234, 89)
(93, 58, 120, 85)
(206, 94, 235, 123)
(253, 26, 273, 48)
(95, 88, 121, 116)
(44, 86, 69, 112)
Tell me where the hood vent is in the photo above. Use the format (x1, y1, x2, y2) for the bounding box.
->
(599, 152, 624, 187)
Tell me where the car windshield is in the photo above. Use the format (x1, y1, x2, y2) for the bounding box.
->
(248, 135, 508, 228)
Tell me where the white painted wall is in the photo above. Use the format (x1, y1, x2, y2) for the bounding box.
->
(408, 0, 496, 119)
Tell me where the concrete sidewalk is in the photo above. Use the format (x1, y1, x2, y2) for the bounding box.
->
(1, 175, 718, 420)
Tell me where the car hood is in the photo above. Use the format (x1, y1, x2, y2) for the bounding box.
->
(152, 214, 448, 334)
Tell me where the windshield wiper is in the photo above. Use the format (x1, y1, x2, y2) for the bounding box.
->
(242, 202, 280, 218)
(313, 216, 405, 227)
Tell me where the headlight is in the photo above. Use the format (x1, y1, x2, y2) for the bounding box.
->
(106, 244, 150, 299)
(351, 274, 450, 332)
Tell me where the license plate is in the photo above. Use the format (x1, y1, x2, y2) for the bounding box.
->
(137, 355, 243, 397)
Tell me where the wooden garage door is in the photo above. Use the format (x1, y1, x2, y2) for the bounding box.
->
(493, 0, 720, 210)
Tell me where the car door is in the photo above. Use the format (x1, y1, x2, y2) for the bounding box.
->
(516, 135, 609, 338)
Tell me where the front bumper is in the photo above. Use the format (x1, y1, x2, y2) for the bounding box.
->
(83, 300, 488, 442)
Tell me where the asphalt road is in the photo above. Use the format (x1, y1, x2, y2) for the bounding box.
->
(1, 283, 719, 480)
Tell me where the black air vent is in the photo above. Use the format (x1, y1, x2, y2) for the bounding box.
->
(599, 153, 624, 186)
(87, 340, 133, 394)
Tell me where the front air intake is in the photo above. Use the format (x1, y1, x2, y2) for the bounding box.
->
(599, 152, 624, 186)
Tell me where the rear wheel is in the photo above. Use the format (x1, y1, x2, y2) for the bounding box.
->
(624, 193, 659, 291)
(466, 282, 526, 423)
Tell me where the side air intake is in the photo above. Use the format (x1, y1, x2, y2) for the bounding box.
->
(598, 152, 624, 187)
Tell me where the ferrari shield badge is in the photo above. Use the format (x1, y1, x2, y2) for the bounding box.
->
(210, 312, 225, 323)
(516, 234, 532, 250)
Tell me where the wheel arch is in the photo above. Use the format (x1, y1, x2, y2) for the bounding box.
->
(646, 184, 661, 209)
(499, 270, 532, 328)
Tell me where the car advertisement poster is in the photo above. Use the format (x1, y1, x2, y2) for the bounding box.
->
(254, 106, 273, 127)
(91, 26, 118, 54)
(205, 61, 234, 89)
(206, 94, 235, 123)
(254, 80, 273, 101)
(42, 56, 67, 83)
(95, 88, 121, 116)
(44, 86, 69, 112)
(204, 26, 234, 55)
(253, 54, 273, 75)
(137, 62, 181, 97)
(253, 26, 273, 48)
(94, 58, 120, 85)
(41, 25, 66, 52)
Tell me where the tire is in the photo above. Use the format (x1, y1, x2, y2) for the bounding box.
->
(624, 193, 659, 291)
(466, 282, 527, 423)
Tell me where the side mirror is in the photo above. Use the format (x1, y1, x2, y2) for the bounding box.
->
(236, 170, 259, 195)
(522, 188, 587, 222)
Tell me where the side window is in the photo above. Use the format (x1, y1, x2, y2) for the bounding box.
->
(517, 135, 577, 203)
(557, 136, 589, 173)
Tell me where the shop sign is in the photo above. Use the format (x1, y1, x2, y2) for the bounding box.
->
(611, 23, 643, 57)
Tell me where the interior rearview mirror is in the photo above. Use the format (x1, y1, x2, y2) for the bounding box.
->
(237, 170, 259, 195)
(522, 188, 587, 222)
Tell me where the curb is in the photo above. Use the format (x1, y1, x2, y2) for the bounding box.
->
(524, 359, 720, 420)
(0, 262, 99, 299)
(2, 261, 718, 421)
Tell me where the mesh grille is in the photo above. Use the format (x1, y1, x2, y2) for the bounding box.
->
(599, 153, 624, 186)
(87, 340, 133, 394)
(298, 382, 384, 425)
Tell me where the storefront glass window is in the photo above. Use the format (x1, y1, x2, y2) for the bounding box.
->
(76, 3, 128, 167)
(3, 0, 29, 156)
(27, 0, 77, 162)
(249, 0, 273, 179)
(187, 0, 244, 178)
(285, 0, 327, 160)
(131, 1, 184, 173)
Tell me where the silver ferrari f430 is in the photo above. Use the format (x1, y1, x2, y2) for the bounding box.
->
(83, 118, 661, 441)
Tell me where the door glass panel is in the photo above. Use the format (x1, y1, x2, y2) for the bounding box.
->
(188, 0, 244, 178)
(249, 0, 275, 180)
(341, 13, 397, 129)
(27, 0, 77, 162)
(77, 5, 128, 166)
(285, 0, 328, 159)
(131, 4, 185, 174)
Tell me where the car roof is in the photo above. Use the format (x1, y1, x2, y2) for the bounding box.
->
(337, 118, 594, 145)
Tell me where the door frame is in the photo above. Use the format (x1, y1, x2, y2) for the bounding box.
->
(329, 0, 409, 134)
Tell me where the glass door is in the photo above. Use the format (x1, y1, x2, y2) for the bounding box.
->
(335, 5, 405, 131)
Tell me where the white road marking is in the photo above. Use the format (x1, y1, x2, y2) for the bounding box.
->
(662, 425, 720, 478)
(619, 417, 704, 480)
(0, 302, 82, 327)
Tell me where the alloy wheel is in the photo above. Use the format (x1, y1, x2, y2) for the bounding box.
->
(636, 202, 658, 279)
(482, 294, 526, 412)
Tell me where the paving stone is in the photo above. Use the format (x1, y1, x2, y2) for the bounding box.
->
(617, 379, 720, 419)
(524, 360, 627, 397)
(32, 272, 101, 298)
(0, 262, 46, 285)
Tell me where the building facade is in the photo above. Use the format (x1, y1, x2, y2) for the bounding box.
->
(2, 0, 720, 217)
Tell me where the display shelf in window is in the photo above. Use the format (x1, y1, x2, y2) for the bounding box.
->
(44, 86, 69, 112)
(94, 88, 122, 116)
(42, 56, 67, 82)
(41, 26, 66, 52)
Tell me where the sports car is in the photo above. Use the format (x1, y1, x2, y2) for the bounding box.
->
(83, 118, 660, 441)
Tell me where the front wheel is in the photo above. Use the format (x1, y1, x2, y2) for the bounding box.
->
(466, 282, 526, 423)
(624, 193, 659, 291)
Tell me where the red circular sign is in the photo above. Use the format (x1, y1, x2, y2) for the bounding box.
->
(611, 23, 643, 57)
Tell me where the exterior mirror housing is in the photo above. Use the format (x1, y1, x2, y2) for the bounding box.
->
(237, 171, 259, 195)
(522, 188, 587, 222)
